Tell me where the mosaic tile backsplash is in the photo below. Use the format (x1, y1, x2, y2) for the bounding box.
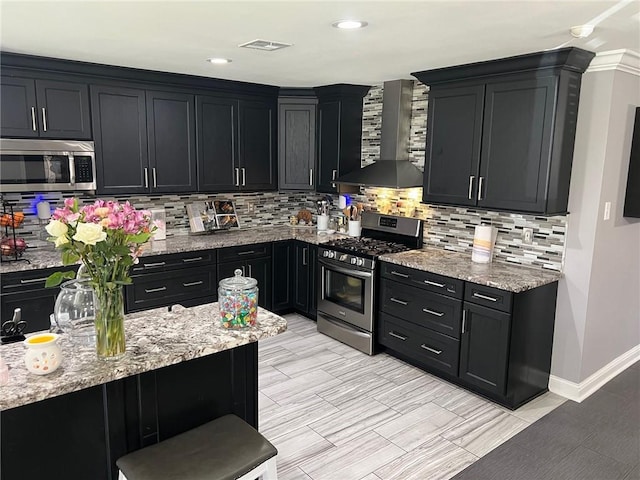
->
(1, 80, 567, 271)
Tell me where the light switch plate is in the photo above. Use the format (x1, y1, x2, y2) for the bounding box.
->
(604, 201, 611, 220)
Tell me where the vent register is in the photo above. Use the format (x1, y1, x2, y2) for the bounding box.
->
(238, 39, 292, 51)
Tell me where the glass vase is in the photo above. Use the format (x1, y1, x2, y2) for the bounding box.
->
(94, 285, 126, 359)
(53, 279, 96, 347)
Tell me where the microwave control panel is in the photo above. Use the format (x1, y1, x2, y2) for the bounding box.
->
(74, 156, 94, 183)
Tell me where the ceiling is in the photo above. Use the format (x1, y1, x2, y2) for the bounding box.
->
(1, 1, 639, 87)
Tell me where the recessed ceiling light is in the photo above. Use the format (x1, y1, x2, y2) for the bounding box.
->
(332, 20, 368, 30)
(207, 57, 232, 65)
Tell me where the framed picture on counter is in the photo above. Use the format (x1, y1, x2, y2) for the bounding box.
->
(186, 200, 239, 233)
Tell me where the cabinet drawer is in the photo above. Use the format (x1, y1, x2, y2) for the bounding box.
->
(131, 250, 215, 274)
(1, 266, 78, 294)
(465, 283, 512, 313)
(380, 279, 462, 339)
(217, 243, 271, 263)
(381, 262, 463, 299)
(379, 312, 459, 377)
(126, 266, 216, 312)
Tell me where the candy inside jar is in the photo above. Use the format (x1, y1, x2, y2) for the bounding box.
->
(218, 269, 259, 328)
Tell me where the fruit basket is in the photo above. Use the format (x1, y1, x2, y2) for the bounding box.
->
(0, 198, 29, 263)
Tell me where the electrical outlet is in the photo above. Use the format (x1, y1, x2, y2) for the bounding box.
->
(523, 228, 533, 244)
(246, 202, 255, 214)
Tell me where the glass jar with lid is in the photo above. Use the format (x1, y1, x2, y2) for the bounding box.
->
(218, 269, 259, 328)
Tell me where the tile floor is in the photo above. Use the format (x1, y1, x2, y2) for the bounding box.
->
(258, 314, 566, 480)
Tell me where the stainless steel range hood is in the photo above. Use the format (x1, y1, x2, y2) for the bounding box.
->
(335, 79, 423, 188)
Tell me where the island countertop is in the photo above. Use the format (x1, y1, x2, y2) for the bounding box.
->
(380, 247, 563, 293)
(0, 303, 287, 411)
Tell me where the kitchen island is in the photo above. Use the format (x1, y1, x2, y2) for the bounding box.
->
(0, 302, 287, 480)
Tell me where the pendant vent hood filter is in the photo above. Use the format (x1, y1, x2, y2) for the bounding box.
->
(335, 79, 424, 189)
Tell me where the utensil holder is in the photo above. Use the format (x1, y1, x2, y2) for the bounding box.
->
(348, 220, 361, 237)
(317, 214, 329, 231)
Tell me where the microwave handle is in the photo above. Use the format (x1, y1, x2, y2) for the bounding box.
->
(68, 153, 76, 185)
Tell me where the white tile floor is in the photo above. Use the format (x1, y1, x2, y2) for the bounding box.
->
(259, 314, 567, 480)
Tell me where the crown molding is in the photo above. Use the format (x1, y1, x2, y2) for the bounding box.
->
(586, 49, 640, 76)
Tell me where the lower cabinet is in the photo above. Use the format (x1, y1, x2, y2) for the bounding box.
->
(217, 243, 272, 310)
(272, 241, 294, 313)
(378, 261, 558, 409)
(293, 241, 317, 319)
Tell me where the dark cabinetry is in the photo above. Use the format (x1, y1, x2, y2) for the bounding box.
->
(92, 86, 196, 194)
(293, 241, 317, 319)
(624, 107, 640, 218)
(272, 241, 294, 313)
(197, 95, 276, 192)
(0, 266, 78, 334)
(278, 94, 317, 190)
(1, 72, 91, 139)
(414, 47, 595, 214)
(378, 261, 558, 409)
(314, 84, 370, 193)
(217, 243, 272, 310)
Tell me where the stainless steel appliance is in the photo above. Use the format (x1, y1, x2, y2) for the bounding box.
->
(317, 212, 423, 354)
(0, 139, 96, 192)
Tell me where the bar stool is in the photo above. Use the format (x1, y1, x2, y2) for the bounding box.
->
(117, 414, 278, 480)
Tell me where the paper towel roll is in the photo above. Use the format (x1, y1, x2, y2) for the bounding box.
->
(471, 225, 497, 263)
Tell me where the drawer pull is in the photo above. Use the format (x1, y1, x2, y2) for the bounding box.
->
(422, 308, 444, 317)
(143, 262, 166, 268)
(424, 280, 445, 288)
(183, 281, 204, 287)
(389, 297, 408, 306)
(388, 331, 407, 341)
(182, 257, 203, 263)
(237, 250, 255, 256)
(390, 271, 409, 278)
(420, 344, 442, 355)
(473, 292, 498, 302)
(19, 277, 49, 284)
(144, 286, 167, 293)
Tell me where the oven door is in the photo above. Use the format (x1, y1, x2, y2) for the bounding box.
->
(318, 259, 374, 331)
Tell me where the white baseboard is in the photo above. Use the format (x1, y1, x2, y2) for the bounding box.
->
(548, 344, 640, 402)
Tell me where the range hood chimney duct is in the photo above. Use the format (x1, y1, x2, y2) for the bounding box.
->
(335, 79, 423, 188)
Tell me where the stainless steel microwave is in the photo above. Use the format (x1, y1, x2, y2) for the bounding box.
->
(0, 139, 96, 192)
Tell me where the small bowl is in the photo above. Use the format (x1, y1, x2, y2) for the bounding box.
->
(24, 333, 62, 375)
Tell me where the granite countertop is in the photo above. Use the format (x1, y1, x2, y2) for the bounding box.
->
(0, 303, 287, 411)
(0, 226, 346, 273)
(379, 248, 563, 293)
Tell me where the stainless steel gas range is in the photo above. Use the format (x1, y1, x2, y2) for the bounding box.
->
(317, 212, 423, 354)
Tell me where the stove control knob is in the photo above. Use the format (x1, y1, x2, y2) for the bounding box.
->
(323, 250, 330, 258)
(356, 258, 364, 267)
(350, 258, 357, 265)
(340, 254, 347, 262)
(328, 251, 335, 259)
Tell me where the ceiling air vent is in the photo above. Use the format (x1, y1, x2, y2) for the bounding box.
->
(238, 39, 292, 51)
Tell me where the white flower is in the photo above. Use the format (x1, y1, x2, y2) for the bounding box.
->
(45, 220, 68, 238)
(54, 235, 69, 247)
(73, 222, 107, 245)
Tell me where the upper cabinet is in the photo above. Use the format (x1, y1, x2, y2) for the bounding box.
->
(414, 47, 595, 214)
(197, 95, 276, 192)
(314, 84, 370, 193)
(278, 92, 317, 191)
(1, 72, 91, 139)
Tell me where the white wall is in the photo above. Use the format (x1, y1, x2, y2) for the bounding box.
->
(551, 51, 640, 388)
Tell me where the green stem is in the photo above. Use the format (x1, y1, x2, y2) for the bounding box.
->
(94, 285, 126, 359)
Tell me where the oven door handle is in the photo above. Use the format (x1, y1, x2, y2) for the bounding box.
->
(319, 262, 372, 279)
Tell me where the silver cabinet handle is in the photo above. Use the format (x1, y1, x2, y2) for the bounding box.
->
(424, 280, 445, 288)
(468, 176, 475, 200)
(389, 297, 408, 306)
(144, 168, 149, 188)
(421, 344, 442, 355)
(473, 292, 498, 302)
(182, 257, 203, 263)
(68, 154, 76, 185)
(144, 286, 167, 293)
(423, 308, 444, 317)
(235, 168, 240, 186)
(183, 281, 203, 287)
(391, 271, 409, 278)
(31, 107, 37, 131)
(462, 309, 466, 334)
(143, 261, 165, 268)
(478, 176, 484, 200)
(41, 107, 48, 131)
(309, 168, 313, 186)
(241, 266, 246, 276)
(248, 264, 252, 277)
(332, 169, 337, 180)
(20, 277, 49, 284)
(237, 250, 255, 256)
(242, 168, 246, 186)
(302, 247, 308, 266)
(152, 167, 157, 188)
(388, 331, 407, 341)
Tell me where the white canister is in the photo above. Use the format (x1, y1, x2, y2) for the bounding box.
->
(24, 333, 62, 375)
(348, 220, 361, 237)
(317, 214, 329, 231)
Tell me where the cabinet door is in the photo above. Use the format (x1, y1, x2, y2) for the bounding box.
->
(308, 245, 318, 319)
(146, 91, 197, 193)
(478, 77, 557, 212)
(1, 288, 58, 334)
(239, 100, 277, 190)
(316, 100, 340, 193)
(0, 76, 38, 138)
(272, 241, 293, 313)
(247, 257, 272, 310)
(91, 85, 149, 194)
(278, 103, 316, 190)
(196, 95, 238, 192)
(293, 242, 311, 313)
(35, 79, 91, 139)
(459, 302, 511, 396)
(423, 85, 484, 206)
